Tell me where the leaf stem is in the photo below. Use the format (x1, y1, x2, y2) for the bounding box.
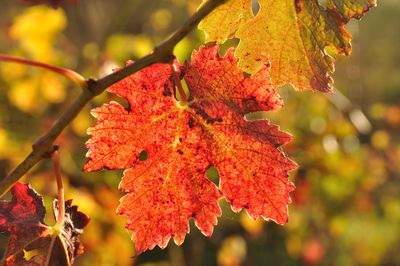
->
(0, 54, 86, 88)
(0, 0, 226, 197)
(52, 150, 65, 229)
(171, 63, 187, 103)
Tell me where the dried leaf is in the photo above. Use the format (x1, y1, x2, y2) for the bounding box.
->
(0, 183, 89, 265)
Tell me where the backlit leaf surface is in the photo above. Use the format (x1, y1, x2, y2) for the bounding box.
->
(198, 0, 252, 43)
(200, 0, 377, 92)
(84, 45, 297, 254)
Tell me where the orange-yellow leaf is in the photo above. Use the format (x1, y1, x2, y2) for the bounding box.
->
(198, 0, 252, 43)
(200, 0, 377, 92)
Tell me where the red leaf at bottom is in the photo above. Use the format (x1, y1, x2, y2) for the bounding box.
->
(0, 183, 89, 265)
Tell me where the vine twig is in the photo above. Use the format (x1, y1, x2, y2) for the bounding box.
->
(0, 0, 226, 197)
(0, 54, 86, 88)
(44, 149, 67, 266)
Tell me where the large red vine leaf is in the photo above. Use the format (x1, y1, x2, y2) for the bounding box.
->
(199, 0, 377, 92)
(84, 45, 297, 254)
(0, 182, 89, 265)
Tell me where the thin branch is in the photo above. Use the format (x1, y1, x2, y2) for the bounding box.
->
(0, 54, 86, 88)
(0, 0, 226, 197)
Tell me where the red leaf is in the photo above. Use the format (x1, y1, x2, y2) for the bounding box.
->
(84, 45, 297, 254)
(0, 183, 48, 265)
(0, 183, 89, 265)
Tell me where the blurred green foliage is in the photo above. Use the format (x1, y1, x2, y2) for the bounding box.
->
(0, 0, 399, 265)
